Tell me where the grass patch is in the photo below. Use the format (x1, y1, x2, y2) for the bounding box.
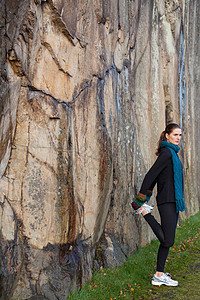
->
(68, 211, 200, 300)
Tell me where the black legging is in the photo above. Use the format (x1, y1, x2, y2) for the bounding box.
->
(144, 202, 179, 272)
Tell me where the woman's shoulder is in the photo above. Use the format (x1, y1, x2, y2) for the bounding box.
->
(159, 147, 172, 158)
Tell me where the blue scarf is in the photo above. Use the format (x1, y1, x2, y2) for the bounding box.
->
(161, 141, 186, 212)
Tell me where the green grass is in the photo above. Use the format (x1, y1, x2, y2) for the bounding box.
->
(68, 211, 200, 300)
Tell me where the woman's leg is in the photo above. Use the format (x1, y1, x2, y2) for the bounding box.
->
(143, 212, 165, 243)
(143, 202, 178, 273)
(156, 203, 178, 272)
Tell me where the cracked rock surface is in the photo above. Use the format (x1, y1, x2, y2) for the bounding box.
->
(0, 0, 199, 299)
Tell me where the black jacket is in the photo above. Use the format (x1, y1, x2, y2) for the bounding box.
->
(140, 147, 175, 206)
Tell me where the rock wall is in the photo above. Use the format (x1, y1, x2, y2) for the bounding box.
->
(181, 0, 200, 215)
(0, 0, 199, 299)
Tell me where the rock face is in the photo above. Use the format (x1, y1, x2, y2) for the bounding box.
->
(0, 0, 199, 299)
(181, 0, 200, 215)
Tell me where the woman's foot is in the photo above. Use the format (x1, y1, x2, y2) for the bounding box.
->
(136, 203, 154, 216)
(152, 273, 178, 286)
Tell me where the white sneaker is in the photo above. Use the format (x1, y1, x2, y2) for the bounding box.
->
(152, 273, 178, 286)
(136, 203, 154, 215)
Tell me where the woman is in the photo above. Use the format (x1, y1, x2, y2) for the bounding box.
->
(131, 123, 186, 286)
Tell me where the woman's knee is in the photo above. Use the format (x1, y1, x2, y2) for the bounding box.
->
(161, 240, 175, 248)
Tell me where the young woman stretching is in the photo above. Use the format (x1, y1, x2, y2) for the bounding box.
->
(131, 123, 186, 286)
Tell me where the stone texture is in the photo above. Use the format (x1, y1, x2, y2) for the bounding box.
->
(0, 0, 199, 299)
(181, 0, 200, 215)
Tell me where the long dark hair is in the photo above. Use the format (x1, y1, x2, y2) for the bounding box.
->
(156, 123, 181, 156)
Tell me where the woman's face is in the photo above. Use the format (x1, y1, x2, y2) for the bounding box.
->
(166, 128, 182, 145)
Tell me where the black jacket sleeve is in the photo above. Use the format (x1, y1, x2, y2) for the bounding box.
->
(139, 148, 172, 195)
